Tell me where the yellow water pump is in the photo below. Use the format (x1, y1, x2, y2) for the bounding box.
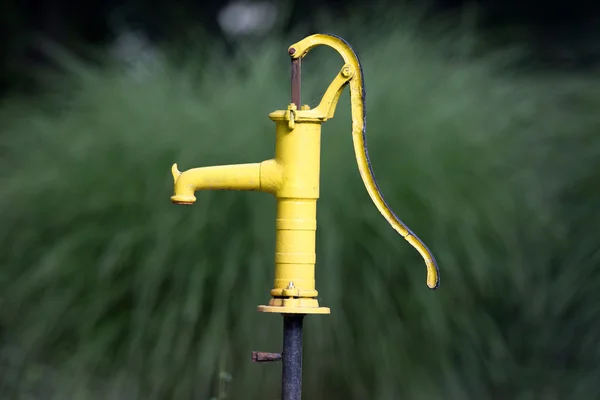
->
(170, 33, 439, 400)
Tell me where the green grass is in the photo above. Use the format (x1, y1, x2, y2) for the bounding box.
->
(1, 13, 600, 399)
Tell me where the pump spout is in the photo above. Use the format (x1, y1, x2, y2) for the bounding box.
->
(170, 160, 282, 204)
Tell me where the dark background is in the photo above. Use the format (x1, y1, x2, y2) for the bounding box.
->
(1, 0, 599, 94)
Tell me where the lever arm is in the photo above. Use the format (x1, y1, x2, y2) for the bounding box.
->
(289, 34, 440, 289)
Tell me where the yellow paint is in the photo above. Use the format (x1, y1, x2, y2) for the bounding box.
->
(170, 33, 439, 315)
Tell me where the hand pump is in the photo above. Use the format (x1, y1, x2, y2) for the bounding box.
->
(170, 33, 440, 400)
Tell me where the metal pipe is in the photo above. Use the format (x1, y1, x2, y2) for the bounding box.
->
(282, 314, 304, 400)
(291, 54, 301, 107)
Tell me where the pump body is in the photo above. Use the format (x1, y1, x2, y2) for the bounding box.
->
(259, 106, 327, 313)
(170, 33, 439, 317)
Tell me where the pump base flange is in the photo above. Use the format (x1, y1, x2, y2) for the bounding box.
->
(258, 297, 330, 314)
(258, 305, 330, 314)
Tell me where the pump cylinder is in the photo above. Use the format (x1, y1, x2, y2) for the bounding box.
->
(274, 120, 321, 199)
(270, 120, 322, 298)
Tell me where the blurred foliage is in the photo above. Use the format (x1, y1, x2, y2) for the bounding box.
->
(0, 9, 600, 400)
(2, 0, 600, 95)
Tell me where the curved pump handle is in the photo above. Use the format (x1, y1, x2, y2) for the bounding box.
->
(289, 34, 440, 289)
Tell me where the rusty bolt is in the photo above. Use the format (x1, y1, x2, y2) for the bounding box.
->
(252, 351, 282, 363)
(289, 47, 296, 56)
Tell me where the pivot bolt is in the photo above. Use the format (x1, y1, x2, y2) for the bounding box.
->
(342, 65, 352, 77)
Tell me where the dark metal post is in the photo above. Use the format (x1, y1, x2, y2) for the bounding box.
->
(282, 314, 304, 400)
